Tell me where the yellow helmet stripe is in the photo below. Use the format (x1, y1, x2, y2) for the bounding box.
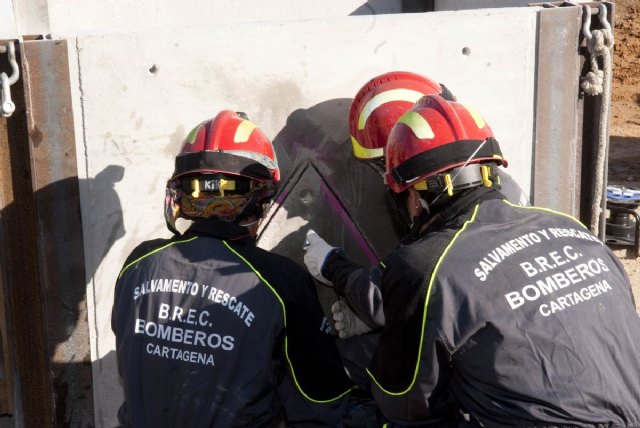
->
(351, 136, 384, 159)
(397, 111, 435, 139)
(358, 89, 425, 130)
(234, 120, 257, 143)
(185, 124, 201, 145)
(463, 105, 486, 129)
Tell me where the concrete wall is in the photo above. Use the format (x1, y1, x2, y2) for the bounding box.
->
(10, 0, 401, 38)
(0, 0, 18, 39)
(64, 8, 539, 425)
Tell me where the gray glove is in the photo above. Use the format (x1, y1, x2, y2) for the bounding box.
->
(303, 229, 335, 286)
(331, 300, 372, 339)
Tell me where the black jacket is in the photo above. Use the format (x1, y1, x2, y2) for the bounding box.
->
(326, 188, 640, 428)
(112, 218, 352, 427)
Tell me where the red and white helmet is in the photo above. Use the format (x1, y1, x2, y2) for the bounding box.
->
(385, 94, 507, 193)
(164, 111, 280, 234)
(172, 110, 280, 183)
(348, 71, 454, 160)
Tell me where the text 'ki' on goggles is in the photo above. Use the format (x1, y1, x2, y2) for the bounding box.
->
(181, 174, 255, 198)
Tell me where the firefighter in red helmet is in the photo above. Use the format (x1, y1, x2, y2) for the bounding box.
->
(348, 70, 526, 202)
(349, 71, 455, 162)
(305, 96, 640, 426)
(112, 111, 352, 427)
(323, 71, 527, 343)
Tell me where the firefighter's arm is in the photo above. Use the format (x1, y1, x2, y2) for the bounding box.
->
(368, 251, 459, 423)
(323, 249, 385, 331)
(276, 263, 353, 425)
(303, 229, 385, 331)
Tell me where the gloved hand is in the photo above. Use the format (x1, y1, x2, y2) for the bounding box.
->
(331, 300, 372, 339)
(303, 229, 336, 286)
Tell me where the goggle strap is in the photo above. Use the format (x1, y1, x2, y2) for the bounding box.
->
(413, 164, 498, 193)
(391, 138, 503, 185)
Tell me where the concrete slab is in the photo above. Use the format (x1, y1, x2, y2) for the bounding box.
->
(66, 9, 538, 425)
(39, 0, 401, 37)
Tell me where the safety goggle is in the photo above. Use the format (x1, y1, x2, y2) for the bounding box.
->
(180, 175, 255, 198)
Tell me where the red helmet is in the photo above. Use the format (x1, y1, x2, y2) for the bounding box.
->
(385, 94, 508, 193)
(348, 71, 453, 160)
(173, 110, 280, 183)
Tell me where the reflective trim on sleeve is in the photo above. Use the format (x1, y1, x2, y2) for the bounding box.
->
(117, 236, 199, 279)
(222, 241, 351, 404)
(367, 204, 481, 396)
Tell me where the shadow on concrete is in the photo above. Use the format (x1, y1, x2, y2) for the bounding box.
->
(0, 165, 125, 427)
(349, 0, 433, 16)
(262, 98, 403, 268)
(257, 98, 403, 325)
(349, 1, 399, 16)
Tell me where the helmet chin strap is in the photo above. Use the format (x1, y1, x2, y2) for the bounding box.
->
(405, 139, 492, 236)
(238, 217, 261, 238)
(428, 139, 488, 208)
(238, 217, 261, 228)
(236, 200, 272, 236)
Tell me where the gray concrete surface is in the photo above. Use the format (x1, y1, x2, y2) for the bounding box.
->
(9, 0, 400, 38)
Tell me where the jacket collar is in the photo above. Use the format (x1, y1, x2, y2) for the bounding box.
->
(417, 186, 505, 237)
(440, 186, 504, 223)
(186, 218, 256, 244)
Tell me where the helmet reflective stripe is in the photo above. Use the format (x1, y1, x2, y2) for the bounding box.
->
(173, 111, 280, 182)
(385, 94, 507, 193)
(464, 105, 486, 129)
(185, 124, 200, 145)
(358, 89, 425, 130)
(224, 149, 278, 172)
(397, 111, 435, 139)
(351, 136, 384, 159)
(234, 120, 257, 143)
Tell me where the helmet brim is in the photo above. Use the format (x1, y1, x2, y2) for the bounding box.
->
(173, 151, 275, 182)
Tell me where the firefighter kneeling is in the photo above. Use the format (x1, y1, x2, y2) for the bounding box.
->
(112, 110, 352, 428)
(304, 94, 640, 427)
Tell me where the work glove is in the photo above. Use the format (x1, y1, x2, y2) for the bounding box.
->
(331, 300, 372, 339)
(303, 229, 336, 286)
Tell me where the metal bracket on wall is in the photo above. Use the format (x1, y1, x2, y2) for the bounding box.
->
(0, 41, 20, 118)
